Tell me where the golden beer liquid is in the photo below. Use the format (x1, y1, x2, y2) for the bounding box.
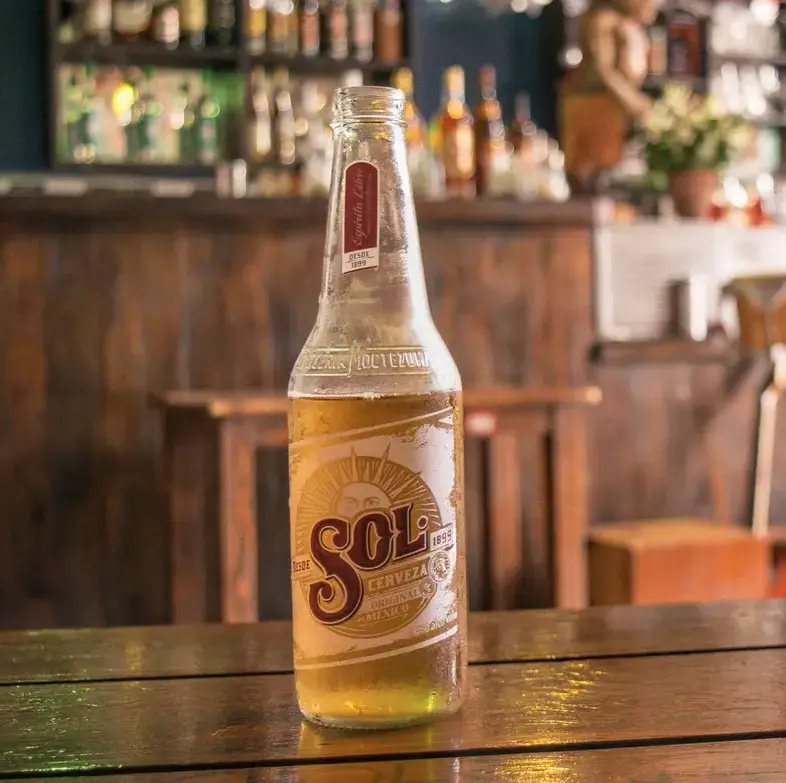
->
(289, 391, 468, 729)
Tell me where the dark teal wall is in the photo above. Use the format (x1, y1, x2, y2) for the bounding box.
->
(0, 0, 47, 170)
(412, 0, 556, 134)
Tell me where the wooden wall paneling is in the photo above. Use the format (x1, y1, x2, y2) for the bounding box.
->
(100, 227, 186, 626)
(0, 233, 49, 629)
(46, 227, 117, 629)
(423, 230, 499, 386)
(545, 229, 593, 385)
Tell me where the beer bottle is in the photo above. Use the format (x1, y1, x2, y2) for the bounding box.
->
(288, 86, 468, 729)
(438, 66, 475, 198)
(473, 65, 505, 197)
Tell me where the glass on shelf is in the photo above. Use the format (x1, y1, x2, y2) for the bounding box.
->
(113, 0, 153, 41)
(349, 0, 375, 63)
(151, 2, 180, 49)
(82, 0, 113, 45)
(209, 0, 236, 46)
(245, 0, 268, 54)
(268, 0, 297, 55)
(179, 0, 207, 49)
(299, 0, 322, 57)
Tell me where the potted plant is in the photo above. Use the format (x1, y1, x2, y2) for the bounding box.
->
(641, 84, 751, 219)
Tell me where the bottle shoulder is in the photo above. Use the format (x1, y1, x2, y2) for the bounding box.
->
(289, 327, 462, 398)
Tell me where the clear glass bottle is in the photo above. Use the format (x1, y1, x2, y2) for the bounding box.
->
(272, 67, 296, 165)
(247, 69, 273, 162)
(179, 0, 207, 48)
(195, 71, 221, 163)
(82, 0, 112, 44)
(113, 0, 152, 41)
(288, 86, 468, 729)
(245, 0, 268, 53)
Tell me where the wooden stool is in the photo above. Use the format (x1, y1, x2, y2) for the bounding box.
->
(155, 386, 601, 623)
(589, 518, 770, 606)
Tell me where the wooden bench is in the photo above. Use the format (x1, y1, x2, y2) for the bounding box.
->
(154, 386, 601, 623)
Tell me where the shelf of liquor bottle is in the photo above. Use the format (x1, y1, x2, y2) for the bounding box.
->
(57, 41, 239, 69)
(247, 52, 407, 76)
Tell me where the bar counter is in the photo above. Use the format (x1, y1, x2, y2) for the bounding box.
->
(0, 191, 775, 628)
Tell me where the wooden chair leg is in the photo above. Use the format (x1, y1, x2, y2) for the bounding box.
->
(218, 420, 259, 623)
(551, 408, 589, 610)
(166, 410, 216, 624)
(487, 434, 523, 610)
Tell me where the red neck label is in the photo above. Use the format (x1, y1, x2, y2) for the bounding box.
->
(342, 161, 380, 274)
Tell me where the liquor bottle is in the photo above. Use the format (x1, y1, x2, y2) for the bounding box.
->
(113, 0, 152, 41)
(62, 70, 84, 161)
(324, 0, 349, 59)
(508, 91, 536, 155)
(438, 66, 475, 198)
(151, 2, 180, 49)
(288, 84, 468, 729)
(667, 8, 702, 78)
(247, 71, 273, 162)
(374, 0, 401, 64)
(245, 0, 267, 53)
(195, 72, 221, 163)
(473, 65, 505, 197)
(299, 0, 321, 57)
(349, 0, 374, 62)
(268, 0, 297, 54)
(179, 0, 207, 48)
(135, 68, 164, 162)
(77, 64, 101, 163)
(272, 67, 296, 165)
(298, 79, 332, 194)
(82, 0, 112, 44)
(391, 67, 424, 151)
(209, 0, 236, 45)
(171, 80, 197, 162)
(123, 75, 143, 161)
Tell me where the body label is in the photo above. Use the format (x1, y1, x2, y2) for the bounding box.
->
(342, 161, 380, 274)
(289, 407, 460, 669)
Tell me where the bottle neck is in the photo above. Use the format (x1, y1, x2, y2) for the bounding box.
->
(479, 68, 497, 101)
(317, 118, 432, 330)
(515, 93, 532, 124)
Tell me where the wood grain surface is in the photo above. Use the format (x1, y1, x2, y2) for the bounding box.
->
(3, 648, 786, 775)
(8, 739, 783, 782)
(2, 600, 785, 686)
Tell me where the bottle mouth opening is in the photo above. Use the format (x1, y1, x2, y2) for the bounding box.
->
(332, 86, 406, 127)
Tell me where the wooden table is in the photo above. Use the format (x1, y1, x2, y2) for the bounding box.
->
(2, 601, 786, 780)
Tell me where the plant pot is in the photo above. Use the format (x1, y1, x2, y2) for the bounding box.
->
(668, 170, 718, 219)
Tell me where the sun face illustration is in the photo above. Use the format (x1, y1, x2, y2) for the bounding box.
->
(295, 447, 441, 551)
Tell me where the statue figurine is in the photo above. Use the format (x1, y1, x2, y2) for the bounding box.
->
(559, 0, 658, 192)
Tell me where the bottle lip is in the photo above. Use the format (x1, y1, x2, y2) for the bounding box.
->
(332, 86, 406, 127)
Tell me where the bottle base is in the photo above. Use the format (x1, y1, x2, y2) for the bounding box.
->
(299, 697, 464, 731)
